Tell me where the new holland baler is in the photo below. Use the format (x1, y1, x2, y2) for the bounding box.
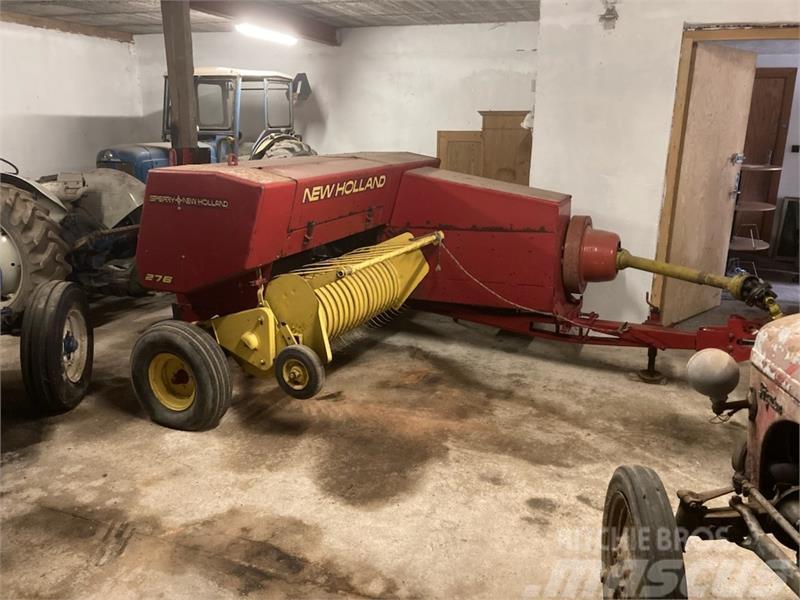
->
(132, 152, 782, 430)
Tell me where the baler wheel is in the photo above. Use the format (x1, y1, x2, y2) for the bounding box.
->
(275, 344, 325, 400)
(131, 320, 231, 431)
(601, 465, 687, 599)
(21, 281, 93, 413)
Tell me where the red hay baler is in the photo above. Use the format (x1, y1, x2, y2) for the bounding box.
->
(131, 152, 782, 430)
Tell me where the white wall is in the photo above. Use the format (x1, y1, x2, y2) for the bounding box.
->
(133, 21, 538, 155)
(0, 22, 143, 178)
(531, 0, 800, 323)
(755, 53, 800, 200)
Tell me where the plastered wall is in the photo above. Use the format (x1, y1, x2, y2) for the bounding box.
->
(0, 22, 143, 178)
(133, 21, 538, 155)
(531, 0, 800, 323)
(0, 20, 537, 178)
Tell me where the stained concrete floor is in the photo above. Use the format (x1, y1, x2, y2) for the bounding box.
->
(1, 290, 798, 599)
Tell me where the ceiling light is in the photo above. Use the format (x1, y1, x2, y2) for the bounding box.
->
(235, 23, 298, 46)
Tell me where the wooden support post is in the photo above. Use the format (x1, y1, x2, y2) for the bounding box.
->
(161, 0, 205, 164)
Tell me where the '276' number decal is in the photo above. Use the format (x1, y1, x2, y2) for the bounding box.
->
(144, 273, 173, 284)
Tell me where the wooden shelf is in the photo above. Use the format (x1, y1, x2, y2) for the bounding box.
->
(729, 236, 769, 251)
(735, 201, 776, 212)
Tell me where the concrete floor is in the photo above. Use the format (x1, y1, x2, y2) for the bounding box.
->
(1, 291, 798, 599)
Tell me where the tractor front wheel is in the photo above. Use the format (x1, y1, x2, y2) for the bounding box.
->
(601, 465, 687, 599)
(274, 344, 324, 399)
(131, 320, 231, 431)
(21, 281, 93, 413)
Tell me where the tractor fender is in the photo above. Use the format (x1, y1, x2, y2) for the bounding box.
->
(77, 169, 144, 229)
(0, 172, 69, 223)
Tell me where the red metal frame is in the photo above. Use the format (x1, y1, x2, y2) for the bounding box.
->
(412, 301, 760, 362)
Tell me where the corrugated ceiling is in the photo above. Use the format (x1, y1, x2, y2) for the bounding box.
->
(1, 0, 539, 35)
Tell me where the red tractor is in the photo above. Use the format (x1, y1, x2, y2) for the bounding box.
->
(128, 152, 784, 431)
(601, 314, 799, 599)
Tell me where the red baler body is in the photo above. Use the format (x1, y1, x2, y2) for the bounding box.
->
(137, 152, 759, 359)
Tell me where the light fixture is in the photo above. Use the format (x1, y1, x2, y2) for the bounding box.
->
(235, 22, 298, 46)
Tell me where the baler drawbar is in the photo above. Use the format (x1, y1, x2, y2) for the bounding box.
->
(130, 152, 783, 430)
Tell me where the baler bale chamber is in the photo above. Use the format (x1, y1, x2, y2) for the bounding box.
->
(131, 152, 783, 431)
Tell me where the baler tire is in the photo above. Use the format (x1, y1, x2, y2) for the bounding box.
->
(20, 281, 93, 414)
(131, 320, 231, 431)
(275, 344, 324, 399)
(1, 183, 71, 327)
(601, 465, 687, 600)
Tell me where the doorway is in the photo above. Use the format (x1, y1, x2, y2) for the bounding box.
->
(729, 60, 797, 280)
(652, 26, 800, 326)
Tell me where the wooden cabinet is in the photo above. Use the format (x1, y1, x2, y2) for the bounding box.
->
(436, 110, 532, 185)
(479, 111, 532, 185)
(436, 130, 483, 176)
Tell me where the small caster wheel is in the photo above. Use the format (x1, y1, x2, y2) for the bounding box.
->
(131, 320, 231, 431)
(601, 465, 687, 599)
(275, 344, 325, 399)
(21, 281, 93, 413)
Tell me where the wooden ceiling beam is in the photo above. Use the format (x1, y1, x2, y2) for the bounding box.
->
(0, 11, 133, 43)
(189, 0, 339, 46)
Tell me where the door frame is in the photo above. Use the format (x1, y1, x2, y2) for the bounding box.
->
(651, 24, 800, 311)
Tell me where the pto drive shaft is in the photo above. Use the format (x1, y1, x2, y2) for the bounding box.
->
(562, 215, 783, 320)
(615, 250, 783, 321)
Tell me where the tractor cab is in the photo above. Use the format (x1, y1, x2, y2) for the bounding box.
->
(97, 67, 313, 183)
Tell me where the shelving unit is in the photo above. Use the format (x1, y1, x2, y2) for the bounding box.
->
(729, 162, 781, 254)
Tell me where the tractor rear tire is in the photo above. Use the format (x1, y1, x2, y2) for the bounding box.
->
(601, 465, 687, 599)
(1, 183, 71, 327)
(21, 281, 93, 413)
(250, 135, 317, 160)
(131, 320, 231, 431)
(274, 344, 325, 399)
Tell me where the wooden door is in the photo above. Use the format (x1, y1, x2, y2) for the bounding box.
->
(734, 68, 797, 242)
(436, 131, 483, 176)
(658, 43, 756, 325)
(479, 111, 532, 184)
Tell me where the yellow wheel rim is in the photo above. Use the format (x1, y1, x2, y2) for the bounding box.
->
(148, 352, 196, 411)
(282, 358, 310, 391)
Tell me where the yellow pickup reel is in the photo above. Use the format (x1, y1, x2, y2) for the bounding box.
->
(131, 231, 443, 430)
(207, 231, 443, 399)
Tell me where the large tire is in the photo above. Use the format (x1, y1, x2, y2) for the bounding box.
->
(1, 183, 71, 325)
(131, 320, 231, 431)
(250, 134, 316, 160)
(601, 465, 688, 599)
(21, 281, 93, 413)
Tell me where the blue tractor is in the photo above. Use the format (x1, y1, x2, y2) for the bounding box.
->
(96, 67, 315, 182)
